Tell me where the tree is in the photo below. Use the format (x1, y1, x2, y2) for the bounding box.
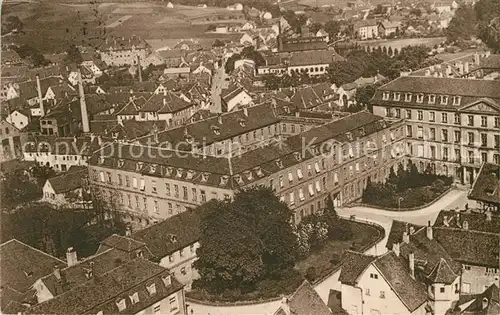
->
(64, 44, 83, 64)
(225, 53, 241, 74)
(194, 187, 298, 293)
(310, 22, 323, 35)
(373, 4, 385, 15)
(12, 45, 50, 68)
(1, 170, 41, 211)
(410, 8, 422, 17)
(475, 0, 500, 52)
(355, 84, 377, 108)
(212, 39, 225, 47)
(446, 5, 477, 42)
(362, 177, 376, 203)
(324, 20, 341, 41)
(2, 16, 23, 34)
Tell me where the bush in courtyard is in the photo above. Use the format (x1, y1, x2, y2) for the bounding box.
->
(305, 266, 317, 282)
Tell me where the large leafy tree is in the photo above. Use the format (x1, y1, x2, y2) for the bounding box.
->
(194, 187, 298, 293)
(446, 5, 478, 42)
(475, 0, 500, 52)
(64, 44, 83, 64)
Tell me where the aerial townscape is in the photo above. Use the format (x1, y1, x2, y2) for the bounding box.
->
(0, 0, 499, 314)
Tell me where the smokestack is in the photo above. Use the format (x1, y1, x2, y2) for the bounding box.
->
(36, 74, 44, 117)
(402, 230, 410, 244)
(409, 252, 415, 279)
(137, 55, 143, 82)
(125, 226, 132, 236)
(53, 265, 61, 281)
(243, 107, 248, 117)
(426, 221, 433, 240)
(78, 70, 90, 133)
(66, 247, 78, 266)
(393, 242, 400, 257)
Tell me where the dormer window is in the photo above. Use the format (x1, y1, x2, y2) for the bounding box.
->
(382, 92, 390, 100)
(150, 164, 157, 173)
(212, 125, 220, 135)
(219, 175, 229, 186)
(186, 170, 195, 180)
(275, 159, 284, 169)
(98, 157, 105, 164)
(440, 95, 449, 104)
(201, 173, 209, 182)
(238, 118, 246, 127)
(359, 127, 366, 136)
(404, 93, 412, 102)
(147, 283, 157, 295)
(294, 152, 302, 161)
(165, 167, 173, 177)
(346, 132, 353, 141)
(393, 93, 400, 101)
(161, 275, 172, 287)
(254, 167, 264, 177)
(185, 134, 193, 144)
(416, 94, 424, 103)
(452, 96, 461, 105)
(428, 94, 436, 104)
(117, 159, 125, 168)
(129, 292, 139, 304)
(136, 162, 143, 171)
(235, 175, 244, 185)
(116, 299, 126, 312)
(244, 171, 254, 181)
(176, 169, 183, 178)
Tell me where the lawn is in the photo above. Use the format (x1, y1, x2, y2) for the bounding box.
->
(295, 220, 384, 283)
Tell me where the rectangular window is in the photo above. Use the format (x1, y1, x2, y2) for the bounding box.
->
(406, 110, 412, 119)
(192, 188, 197, 201)
(289, 192, 295, 205)
(118, 174, 123, 186)
(125, 176, 130, 187)
(481, 152, 487, 163)
(153, 303, 161, 314)
(380, 291, 385, 298)
(201, 190, 206, 202)
(279, 175, 284, 188)
(454, 130, 461, 143)
(454, 113, 461, 125)
(442, 129, 448, 142)
(297, 168, 303, 179)
(299, 189, 305, 201)
(152, 180, 157, 193)
(495, 117, 500, 128)
(429, 111, 435, 122)
(418, 110, 423, 120)
(495, 135, 500, 148)
(308, 183, 314, 196)
(481, 116, 487, 127)
(443, 147, 448, 161)
(139, 179, 145, 191)
(468, 132, 475, 145)
(481, 133, 487, 147)
(288, 171, 293, 183)
(154, 200, 159, 213)
(417, 126, 423, 139)
(165, 183, 171, 196)
(314, 162, 321, 173)
(395, 108, 401, 118)
(430, 128, 436, 141)
(406, 125, 412, 137)
(133, 177, 137, 188)
(430, 146, 436, 159)
(468, 151, 474, 164)
(382, 92, 390, 100)
(174, 185, 179, 198)
(455, 149, 461, 162)
(99, 172, 105, 182)
(183, 186, 188, 200)
(441, 113, 448, 123)
(468, 115, 474, 126)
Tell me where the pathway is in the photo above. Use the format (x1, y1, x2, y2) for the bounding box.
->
(188, 189, 468, 314)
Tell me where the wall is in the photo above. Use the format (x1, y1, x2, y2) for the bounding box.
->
(461, 264, 500, 294)
(159, 242, 200, 291)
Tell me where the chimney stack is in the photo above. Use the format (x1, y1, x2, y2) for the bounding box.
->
(66, 247, 78, 266)
(243, 107, 248, 117)
(462, 220, 468, 230)
(78, 70, 90, 133)
(443, 215, 449, 227)
(409, 226, 415, 235)
(464, 62, 469, 74)
(281, 297, 290, 315)
(36, 74, 44, 117)
(137, 55, 143, 82)
(426, 221, 433, 240)
(53, 265, 61, 281)
(409, 252, 415, 279)
(402, 230, 410, 244)
(393, 242, 400, 257)
(482, 298, 489, 310)
(218, 114, 223, 125)
(474, 53, 480, 65)
(125, 226, 132, 236)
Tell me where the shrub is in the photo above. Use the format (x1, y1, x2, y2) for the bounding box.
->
(329, 253, 341, 265)
(305, 266, 317, 282)
(329, 220, 353, 241)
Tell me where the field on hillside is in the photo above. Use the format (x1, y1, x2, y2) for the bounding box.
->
(1, 1, 241, 53)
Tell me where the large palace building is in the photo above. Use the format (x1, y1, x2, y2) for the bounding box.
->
(371, 76, 500, 184)
(88, 110, 406, 227)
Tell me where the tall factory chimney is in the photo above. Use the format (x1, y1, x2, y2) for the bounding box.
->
(78, 70, 90, 133)
(137, 55, 143, 83)
(36, 74, 44, 117)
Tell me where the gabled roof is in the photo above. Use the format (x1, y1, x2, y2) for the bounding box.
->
(139, 92, 192, 113)
(26, 258, 183, 314)
(427, 258, 459, 284)
(386, 220, 423, 250)
(469, 163, 500, 205)
(99, 36, 149, 51)
(98, 234, 147, 253)
(462, 284, 500, 315)
(46, 169, 86, 194)
(0, 239, 66, 293)
(338, 251, 377, 286)
(131, 207, 202, 258)
(373, 252, 428, 312)
(274, 280, 331, 315)
(289, 50, 344, 67)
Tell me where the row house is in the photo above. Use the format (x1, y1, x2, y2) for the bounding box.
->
(0, 119, 25, 162)
(23, 135, 100, 171)
(371, 76, 500, 184)
(98, 36, 151, 67)
(42, 167, 88, 208)
(342, 222, 462, 315)
(88, 111, 406, 226)
(100, 207, 202, 290)
(27, 247, 186, 315)
(432, 210, 500, 295)
(137, 91, 195, 127)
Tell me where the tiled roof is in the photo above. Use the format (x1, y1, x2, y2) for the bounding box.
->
(40, 248, 131, 297)
(98, 234, 147, 253)
(386, 220, 423, 250)
(427, 258, 459, 284)
(373, 252, 427, 312)
(289, 50, 344, 67)
(26, 258, 183, 314)
(434, 228, 500, 268)
(131, 207, 202, 258)
(17, 76, 61, 101)
(157, 49, 185, 59)
(274, 280, 331, 315)
(0, 239, 66, 293)
(339, 251, 377, 286)
(46, 169, 86, 194)
(469, 163, 500, 205)
(23, 135, 100, 155)
(139, 91, 192, 113)
(376, 77, 500, 99)
(99, 36, 149, 52)
(462, 284, 500, 315)
(434, 210, 500, 234)
(280, 39, 328, 52)
(480, 54, 500, 69)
